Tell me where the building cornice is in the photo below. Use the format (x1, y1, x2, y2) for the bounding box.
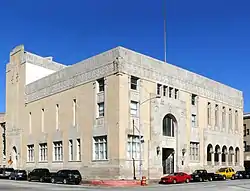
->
(25, 47, 121, 103)
(6, 45, 66, 73)
(24, 46, 243, 108)
(118, 47, 243, 108)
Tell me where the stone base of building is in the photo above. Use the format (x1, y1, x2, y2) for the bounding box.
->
(15, 161, 245, 180)
(81, 180, 141, 187)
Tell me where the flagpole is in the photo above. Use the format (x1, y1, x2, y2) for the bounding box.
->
(163, 0, 167, 63)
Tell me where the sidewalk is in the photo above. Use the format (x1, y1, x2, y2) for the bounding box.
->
(81, 180, 141, 187)
(81, 179, 160, 187)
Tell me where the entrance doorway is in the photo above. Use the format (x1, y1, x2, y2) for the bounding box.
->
(162, 148, 174, 174)
(11, 146, 17, 169)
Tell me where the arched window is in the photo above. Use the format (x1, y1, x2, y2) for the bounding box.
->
(207, 144, 213, 162)
(222, 146, 227, 163)
(215, 145, 220, 163)
(228, 146, 234, 165)
(162, 114, 176, 137)
(235, 147, 240, 165)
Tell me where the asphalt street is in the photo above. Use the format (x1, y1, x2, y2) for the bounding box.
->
(1, 179, 250, 190)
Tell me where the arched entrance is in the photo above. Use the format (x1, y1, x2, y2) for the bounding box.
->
(162, 114, 177, 174)
(11, 146, 17, 169)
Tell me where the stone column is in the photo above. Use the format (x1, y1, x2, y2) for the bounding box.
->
(211, 152, 215, 166)
(219, 152, 222, 166)
(232, 153, 235, 166)
(226, 153, 228, 166)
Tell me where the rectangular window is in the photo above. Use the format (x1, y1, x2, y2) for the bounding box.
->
(191, 94, 197, 105)
(229, 109, 232, 130)
(248, 129, 250, 135)
(53, 141, 63, 161)
(76, 139, 81, 161)
(97, 78, 105, 92)
(93, 136, 107, 160)
(244, 124, 246, 136)
(131, 76, 139, 90)
(73, 99, 76, 126)
(207, 102, 211, 125)
(169, 87, 173, 98)
(174, 89, 179, 99)
(27, 144, 34, 162)
(163, 86, 167, 96)
(157, 84, 162, 95)
(41, 109, 44, 132)
(127, 135, 141, 159)
(222, 106, 226, 129)
(191, 114, 196, 128)
(189, 142, 200, 161)
(39, 143, 47, 162)
(29, 112, 32, 134)
(130, 101, 138, 116)
(69, 140, 73, 161)
(98, 102, 104, 117)
(56, 104, 59, 130)
(215, 104, 219, 126)
(235, 110, 238, 130)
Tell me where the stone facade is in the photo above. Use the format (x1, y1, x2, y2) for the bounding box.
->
(4, 45, 244, 180)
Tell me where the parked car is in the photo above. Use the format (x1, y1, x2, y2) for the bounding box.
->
(51, 170, 82, 185)
(191, 169, 226, 182)
(231, 171, 250, 179)
(9, 170, 27, 180)
(191, 170, 213, 182)
(27, 168, 51, 182)
(0, 168, 14, 179)
(159, 172, 191, 184)
(211, 173, 226, 181)
(216, 167, 235, 179)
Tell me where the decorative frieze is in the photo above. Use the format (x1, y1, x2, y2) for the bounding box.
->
(25, 63, 117, 103)
(96, 117, 104, 126)
(97, 92, 105, 103)
(24, 46, 242, 108)
(130, 90, 140, 102)
(119, 51, 242, 108)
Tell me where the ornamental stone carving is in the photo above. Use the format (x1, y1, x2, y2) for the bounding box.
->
(22, 46, 242, 108)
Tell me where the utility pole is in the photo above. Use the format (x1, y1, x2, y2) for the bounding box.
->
(138, 101, 142, 181)
(132, 119, 136, 180)
(163, 0, 167, 63)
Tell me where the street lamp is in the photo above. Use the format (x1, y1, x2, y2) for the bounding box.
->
(138, 94, 161, 180)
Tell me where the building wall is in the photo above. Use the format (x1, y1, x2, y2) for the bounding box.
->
(243, 115, 250, 165)
(5, 45, 244, 179)
(118, 73, 243, 179)
(244, 116, 250, 147)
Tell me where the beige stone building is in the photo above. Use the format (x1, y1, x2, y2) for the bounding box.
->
(4, 45, 244, 179)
